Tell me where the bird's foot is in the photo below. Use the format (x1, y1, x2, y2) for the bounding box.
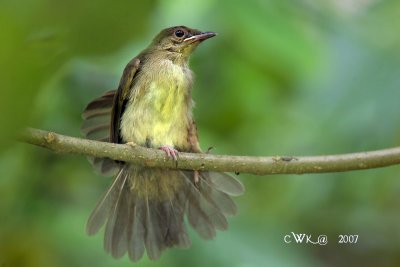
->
(159, 145, 179, 161)
(126, 141, 137, 147)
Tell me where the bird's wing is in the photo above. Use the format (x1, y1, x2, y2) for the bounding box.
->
(110, 57, 141, 144)
(81, 90, 119, 176)
(81, 90, 116, 142)
(80, 57, 141, 175)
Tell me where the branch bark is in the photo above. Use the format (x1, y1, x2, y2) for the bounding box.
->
(20, 128, 400, 175)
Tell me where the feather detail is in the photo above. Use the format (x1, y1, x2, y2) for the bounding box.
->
(81, 90, 119, 176)
(86, 165, 243, 261)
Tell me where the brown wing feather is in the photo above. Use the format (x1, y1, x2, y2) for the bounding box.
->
(81, 90, 119, 176)
(110, 57, 141, 144)
(82, 90, 116, 120)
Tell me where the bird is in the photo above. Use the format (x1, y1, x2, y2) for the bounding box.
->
(81, 26, 244, 262)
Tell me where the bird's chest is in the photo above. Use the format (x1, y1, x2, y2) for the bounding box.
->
(120, 61, 193, 148)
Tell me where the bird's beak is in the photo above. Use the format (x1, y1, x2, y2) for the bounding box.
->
(184, 32, 217, 44)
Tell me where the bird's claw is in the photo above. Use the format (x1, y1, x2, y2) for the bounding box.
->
(159, 145, 179, 161)
(126, 141, 137, 147)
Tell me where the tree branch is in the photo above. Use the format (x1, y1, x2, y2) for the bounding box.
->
(20, 128, 400, 175)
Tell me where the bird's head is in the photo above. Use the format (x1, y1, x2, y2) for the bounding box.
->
(149, 26, 216, 61)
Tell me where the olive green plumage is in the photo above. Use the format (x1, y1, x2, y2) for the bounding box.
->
(81, 26, 244, 262)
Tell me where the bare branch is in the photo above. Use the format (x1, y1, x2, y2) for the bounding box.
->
(20, 128, 400, 175)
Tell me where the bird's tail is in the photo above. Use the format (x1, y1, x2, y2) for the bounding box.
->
(86, 164, 244, 261)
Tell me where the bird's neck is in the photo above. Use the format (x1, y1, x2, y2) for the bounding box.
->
(145, 48, 191, 66)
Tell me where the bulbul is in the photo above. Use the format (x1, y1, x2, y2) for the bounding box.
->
(81, 26, 244, 262)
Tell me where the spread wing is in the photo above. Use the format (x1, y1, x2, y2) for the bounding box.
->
(110, 57, 141, 144)
(81, 90, 119, 176)
(80, 57, 140, 175)
(82, 90, 116, 142)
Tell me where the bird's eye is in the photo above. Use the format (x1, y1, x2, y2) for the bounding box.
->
(174, 30, 185, 38)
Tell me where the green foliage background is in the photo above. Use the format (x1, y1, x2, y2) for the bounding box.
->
(1, 0, 400, 266)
